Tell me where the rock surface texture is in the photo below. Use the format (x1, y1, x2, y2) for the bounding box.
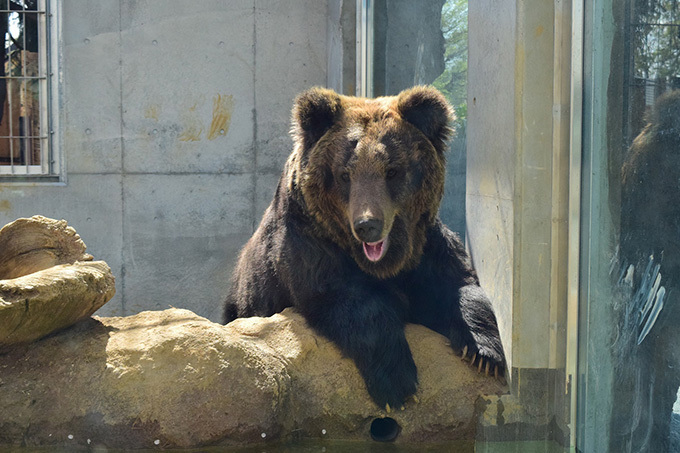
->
(0, 216, 115, 348)
(0, 308, 506, 449)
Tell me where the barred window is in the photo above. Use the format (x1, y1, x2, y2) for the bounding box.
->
(0, 0, 56, 177)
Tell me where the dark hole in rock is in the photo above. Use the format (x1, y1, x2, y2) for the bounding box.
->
(370, 417, 400, 442)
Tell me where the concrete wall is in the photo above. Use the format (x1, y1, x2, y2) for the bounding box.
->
(467, 0, 517, 374)
(0, 0, 342, 322)
(468, 0, 573, 442)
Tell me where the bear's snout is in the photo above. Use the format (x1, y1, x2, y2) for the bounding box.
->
(352, 215, 390, 262)
(353, 217, 384, 243)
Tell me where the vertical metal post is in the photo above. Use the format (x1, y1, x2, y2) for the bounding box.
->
(39, 0, 50, 175)
(356, 0, 373, 97)
(567, 0, 584, 449)
(45, 0, 61, 179)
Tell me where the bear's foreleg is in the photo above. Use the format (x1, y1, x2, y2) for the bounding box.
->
(452, 285, 506, 377)
(409, 278, 505, 378)
(222, 224, 292, 323)
(298, 280, 418, 410)
(405, 223, 506, 378)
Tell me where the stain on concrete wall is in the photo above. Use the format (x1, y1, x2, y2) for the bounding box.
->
(178, 102, 203, 142)
(207, 94, 234, 140)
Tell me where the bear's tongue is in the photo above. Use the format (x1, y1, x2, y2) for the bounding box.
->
(363, 238, 387, 262)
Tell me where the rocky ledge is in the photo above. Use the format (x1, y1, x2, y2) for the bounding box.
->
(0, 308, 506, 449)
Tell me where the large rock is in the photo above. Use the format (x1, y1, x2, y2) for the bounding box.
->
(0, 308, 506, 449)
(0, 216, 115, 348)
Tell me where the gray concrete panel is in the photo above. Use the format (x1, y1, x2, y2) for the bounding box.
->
(62, 2, 123, 174)
(255, 0, 329, 174)
(120, 3, 255, 174)
(467, 0, 516, 367)
(466, 193, 514, 353)
(62, 1, 122, 43)
(119, 0, 254, 29)
(122, 173, 253, 320)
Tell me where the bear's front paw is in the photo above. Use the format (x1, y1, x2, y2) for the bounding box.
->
(363, 347, 418, 411)
(459, 342, 506, 381)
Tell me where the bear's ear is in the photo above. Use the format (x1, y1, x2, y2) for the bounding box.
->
(292, 87, 343, 150)
(396, 86, 454, 151)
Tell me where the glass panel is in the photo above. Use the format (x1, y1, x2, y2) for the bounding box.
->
(579, 0, 680, 451)
(372, 0, 468, 235)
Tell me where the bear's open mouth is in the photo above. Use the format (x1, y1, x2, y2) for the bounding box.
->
(363, 236, 389, 262)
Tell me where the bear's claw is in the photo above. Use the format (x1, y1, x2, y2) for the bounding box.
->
(458, 342, 505, 382)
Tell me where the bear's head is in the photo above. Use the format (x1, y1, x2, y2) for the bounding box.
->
(288, 86, 454, 279)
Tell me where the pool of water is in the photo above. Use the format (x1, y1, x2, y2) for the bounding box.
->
(0, 440, 569, 453)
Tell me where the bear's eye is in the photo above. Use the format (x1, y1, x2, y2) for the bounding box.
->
(341, 172, 350, 182)
(386, 169, 398, 179)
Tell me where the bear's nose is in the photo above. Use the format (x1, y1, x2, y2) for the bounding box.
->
(353, 217, 384, 243)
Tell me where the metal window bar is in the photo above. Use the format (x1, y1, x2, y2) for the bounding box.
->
(38, 0, 50, 175)
(0, 0, 49, 176)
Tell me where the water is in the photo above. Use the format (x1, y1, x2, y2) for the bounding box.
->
(0, 440, 569, 453)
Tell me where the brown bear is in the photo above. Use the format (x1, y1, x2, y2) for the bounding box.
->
(223, 86, 505, 410)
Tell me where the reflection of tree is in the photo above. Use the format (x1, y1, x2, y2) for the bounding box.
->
(433, 0, 467, 131)
(625, 0, 679, 149)
(633, 0, 680, 86)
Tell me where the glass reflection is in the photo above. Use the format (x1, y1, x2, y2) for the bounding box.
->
(616, 89, 680, 452)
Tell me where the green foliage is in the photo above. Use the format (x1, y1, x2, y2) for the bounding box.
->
(633, 0, 680, 83)
(433, 0, 468, 133)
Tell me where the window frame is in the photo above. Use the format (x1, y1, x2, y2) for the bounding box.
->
(0, 0, 61, 182)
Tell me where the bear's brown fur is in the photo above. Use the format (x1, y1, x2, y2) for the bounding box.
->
(224, 86, 505, 409)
